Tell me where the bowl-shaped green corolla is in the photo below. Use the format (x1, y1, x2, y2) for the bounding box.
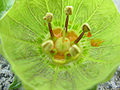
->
(0, 0, 120, 90)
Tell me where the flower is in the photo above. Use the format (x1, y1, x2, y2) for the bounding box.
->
(0, 0, 120, 90)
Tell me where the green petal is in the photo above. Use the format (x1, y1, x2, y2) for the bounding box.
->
(0, 0, 14, 55)
(0, 0, 120, 90)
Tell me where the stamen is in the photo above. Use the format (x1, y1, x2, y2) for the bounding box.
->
(82, 23, 90, 32)
(74, 23, 91, 44)
(64, 6, 73, 33)
(65, 15, 69, 33)
(69, 45, 80, 57)
(42, 40, 54, 51)
(48, 22, 54, 38)
(74, 32, 85, 44)
(44, 13, 54, 38)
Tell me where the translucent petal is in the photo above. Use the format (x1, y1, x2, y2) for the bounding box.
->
(0, 0, 120, 90)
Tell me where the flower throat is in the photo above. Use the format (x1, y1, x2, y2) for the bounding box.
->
(42, 6, 91, 64)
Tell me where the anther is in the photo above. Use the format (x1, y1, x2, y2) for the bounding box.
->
(69, 45, 80, 57)
(65, 6, 73, 16)
(82, 23, 90, 32)
(64, 6, 73, 33)
(42, 40, 54, 51)
(74, 23, 91, 44)
(44, 13, 54, 38)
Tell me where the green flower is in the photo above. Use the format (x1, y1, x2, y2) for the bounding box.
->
(0, 0, 120, 90)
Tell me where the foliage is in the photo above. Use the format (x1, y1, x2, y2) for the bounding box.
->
(0, 0, 15, 20)
(9, 76, 22, 90)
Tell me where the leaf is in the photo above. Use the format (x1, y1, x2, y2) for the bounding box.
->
(9, 76, 22, 90)
(0, 0, 15, 20)
(0, 0, 120, 90)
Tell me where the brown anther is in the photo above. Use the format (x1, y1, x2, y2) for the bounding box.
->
(82, 23, 91, 32)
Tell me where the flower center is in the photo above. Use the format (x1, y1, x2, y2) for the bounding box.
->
(42, 6, 98, 64)
(42, 27, 82, 64)
(55, 37, 70, 53)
